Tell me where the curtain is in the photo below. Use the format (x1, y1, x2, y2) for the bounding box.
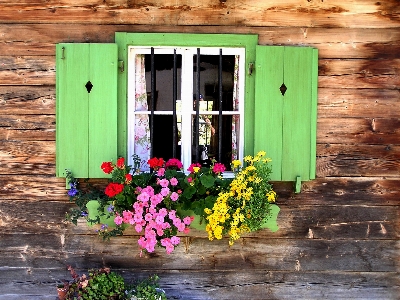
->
(134, 55, 151, 171)
(231, 55, 240, 161)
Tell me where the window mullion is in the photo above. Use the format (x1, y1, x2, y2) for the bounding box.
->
(180, 49, 194, 169)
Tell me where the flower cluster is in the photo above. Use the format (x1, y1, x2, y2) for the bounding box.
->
(179, 160, 231, 219)
(205, 151, 277, 245)
(95, 156, 194, 254)
(66, 151, 279, 252)
(113, 181, 193, 254)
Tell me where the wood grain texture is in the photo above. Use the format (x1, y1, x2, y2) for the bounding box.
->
(0, 0, 398, 28)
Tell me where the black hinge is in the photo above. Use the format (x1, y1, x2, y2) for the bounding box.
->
(118, 60, 124, 73)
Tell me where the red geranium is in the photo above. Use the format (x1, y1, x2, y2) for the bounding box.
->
(116, 157, 125, 169)
(165, 158, 183, 170)
(212, 163, 226, 174)
(101, 162, 114, 174)
(147, 157, 165, 169)
(105, 182, 124, 197)
(125, 173, 133, 184)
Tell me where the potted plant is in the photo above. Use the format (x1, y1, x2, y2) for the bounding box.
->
(125, 275, 166, 300)
(64, 266, 126, 299)
(59, 266, 167, 300)
(56, 281, 69, 300)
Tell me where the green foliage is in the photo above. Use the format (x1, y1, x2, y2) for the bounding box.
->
(178, 162, 232, 218)
(125, 275, 166, 300)
(65, 267, 126, 300)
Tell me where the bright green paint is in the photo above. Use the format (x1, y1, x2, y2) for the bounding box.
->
(254, 45, 318, 181)
(56, 33, 318, 183)
(114, 32, 258, 158)
(56, 43, 118, 178)
(254, 46, 284, 180)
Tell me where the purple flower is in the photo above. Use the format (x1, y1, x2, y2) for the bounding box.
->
(68, 188, 78, 197)
(107, 204, 114, 212)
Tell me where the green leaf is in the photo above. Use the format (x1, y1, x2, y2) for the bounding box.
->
(182, 185, 196, 198)
(200, 174, 215, 188)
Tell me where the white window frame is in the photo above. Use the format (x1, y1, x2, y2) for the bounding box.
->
(127, 46, 246, 171)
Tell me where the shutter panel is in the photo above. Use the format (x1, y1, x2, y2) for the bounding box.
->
(254, 46, 284, 180)
(56, 43, 118, 178)
(254, 45, 318, 181)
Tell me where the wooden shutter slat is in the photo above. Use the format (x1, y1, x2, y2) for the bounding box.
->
(56, 44, 90, 178)
(56, 43, 118, 178)
(254, 46, 284, 181)
(254, 45, 318, 182)
(88, 43, 118, 178)
(282, 46, 313, 181)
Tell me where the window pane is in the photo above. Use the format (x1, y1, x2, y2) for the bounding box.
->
(193, 54, 236, 112)
(144, 54, 182, 111)
(192, 114, 240, 170)
(152, 115, 181, 162)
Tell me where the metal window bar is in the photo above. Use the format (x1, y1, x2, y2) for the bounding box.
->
(194, 48, 201, 163)
(150, 47, 156, 158)
(218, 49, 223, 162)
(172, 49, 178, 158)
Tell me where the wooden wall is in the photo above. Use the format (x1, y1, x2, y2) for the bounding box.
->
(0, 1, 399, 299)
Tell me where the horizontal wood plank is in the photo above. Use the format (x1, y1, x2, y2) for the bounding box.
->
(0, 0, 399, 28)
(1, 199, 398, 240)
(1, 56, 399, 88)
(0, 25, 399, 59)
(0, 86, 55, 114)
(0, 268, 398, 300)
(1, 233, 398, 273)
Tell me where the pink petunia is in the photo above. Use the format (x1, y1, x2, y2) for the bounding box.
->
(183, 216, 192, 225)
(170, 236, 180, 245)
(170, 192, 179, 201)
(114, 215, 123, 225)
(157, 168, 165, 177)
(159, 178, 169, 188)
(160, 187, 170, 197)
(135, 224, 143, 232)
(169, 177, 178, 186)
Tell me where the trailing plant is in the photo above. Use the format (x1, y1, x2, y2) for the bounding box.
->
(204, 151, 278, 245)
(65, 152, 279, 253)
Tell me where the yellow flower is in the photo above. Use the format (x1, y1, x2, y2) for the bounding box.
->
(193, 166, 200, 173)
(267, 191, 276, 203)
(256, 150, 266, 157)
(244, 155, 252, 163)
(232, 160, 242, 168)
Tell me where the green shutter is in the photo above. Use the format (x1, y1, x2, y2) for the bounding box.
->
(56, 43, 118, 178)
(254, 46, 318, 182)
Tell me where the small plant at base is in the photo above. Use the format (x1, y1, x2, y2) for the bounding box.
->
(65, 266, 125, 300)
(125, 275, 166, 300)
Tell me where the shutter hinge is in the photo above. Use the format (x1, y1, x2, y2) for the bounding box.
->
(248, 62, 254, 75)
(118, 60, 124, 73)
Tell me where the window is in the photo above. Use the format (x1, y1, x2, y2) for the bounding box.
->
(56, 33, 318, 182)
(127, 47, 245, 171)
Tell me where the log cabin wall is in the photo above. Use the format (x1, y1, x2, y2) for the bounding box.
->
(0, 1, 399, 299)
